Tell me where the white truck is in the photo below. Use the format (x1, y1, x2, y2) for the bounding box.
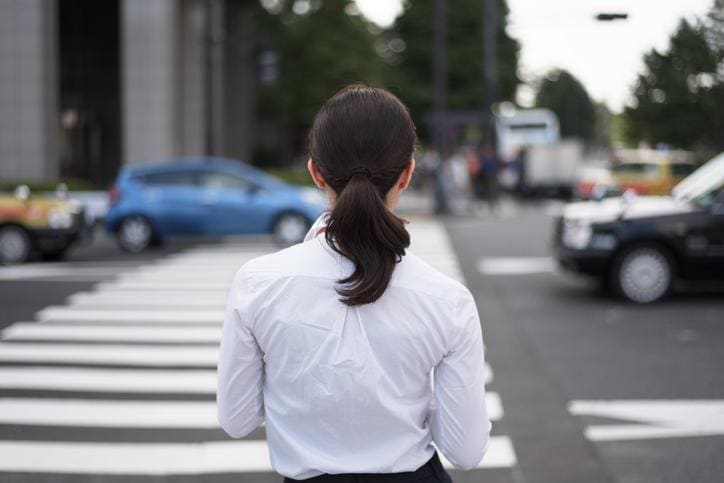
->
(495, 108, 582, 196)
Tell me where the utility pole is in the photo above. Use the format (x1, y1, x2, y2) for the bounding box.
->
(203, 0, 216, 156)
(482, 0, 499, 149)
(432, 0, 450, 214)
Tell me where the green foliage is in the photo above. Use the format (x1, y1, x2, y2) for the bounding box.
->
(264, 167, 315, 186)
(624, 13, 724, 151)
(255, 0, 384, 126)
(592, 102, 613, 148)
(382, 0, 520, 141)
(0, 178, 95, 192)
(534, 69, 596, 143)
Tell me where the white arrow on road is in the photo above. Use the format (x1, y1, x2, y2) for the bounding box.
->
(568, 399, 724, 441)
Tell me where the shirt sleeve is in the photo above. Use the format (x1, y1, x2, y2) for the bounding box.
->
(217, 269, 265, 438)
(430, 290, 491, 470)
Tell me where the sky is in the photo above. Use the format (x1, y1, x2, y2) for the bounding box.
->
(354, 0, 715, 112)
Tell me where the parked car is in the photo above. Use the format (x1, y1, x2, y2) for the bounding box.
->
(105, 157, 328, 252)
(611, 158, 696, 196)
(0, 185, 86, 264)
(553, 152, 724, 303)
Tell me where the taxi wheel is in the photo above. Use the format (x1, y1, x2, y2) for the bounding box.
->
(273, 213, 310, 245)
(610, 243, 674, 303)
(117, 216, 154, 253)
(0, 225, 32, 264)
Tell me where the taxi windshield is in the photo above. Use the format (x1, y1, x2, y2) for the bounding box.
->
(672, 152, 724, 205)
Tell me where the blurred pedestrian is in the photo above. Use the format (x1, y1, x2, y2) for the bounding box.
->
(479, 143, 499, 213)
(218, 85, 491, 482)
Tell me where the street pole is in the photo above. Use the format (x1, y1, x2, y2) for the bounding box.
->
(482, 0, 499, 150)
(204, 0, 215, 156)
(433, 0, 450, 214)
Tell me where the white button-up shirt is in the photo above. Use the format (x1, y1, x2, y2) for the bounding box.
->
(217, 217, 490, 479)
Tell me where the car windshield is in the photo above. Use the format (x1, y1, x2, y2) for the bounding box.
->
(672, 152, 724, 205)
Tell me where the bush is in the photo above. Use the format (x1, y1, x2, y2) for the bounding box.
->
(264, 168, 314, 187)
(0, 178, 96, 193)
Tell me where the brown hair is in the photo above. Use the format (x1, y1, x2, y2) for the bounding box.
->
(309, 85, 417, 306)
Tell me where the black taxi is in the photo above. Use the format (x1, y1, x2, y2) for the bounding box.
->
(554, 152, 724, 303)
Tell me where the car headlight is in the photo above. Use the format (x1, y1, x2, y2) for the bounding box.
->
(47, 209, 74, 229)
(562, 219, 593, 249)
(300, 188, 328, 208)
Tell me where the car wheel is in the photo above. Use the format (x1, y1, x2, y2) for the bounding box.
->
(117, 216, 154, 253)
(273, 213, 310, 245)
(611, 244, 674, 303)
(0, 225, 32, 264)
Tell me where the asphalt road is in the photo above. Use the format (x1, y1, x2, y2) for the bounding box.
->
(0, 201, 722, 482)
(445, 201, 724, 483)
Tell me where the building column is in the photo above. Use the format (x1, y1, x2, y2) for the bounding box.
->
(0, 0, 59, 181)
(121, 0, 180, 164)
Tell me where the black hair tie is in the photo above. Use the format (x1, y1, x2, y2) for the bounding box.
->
(349, 165, 373, 180)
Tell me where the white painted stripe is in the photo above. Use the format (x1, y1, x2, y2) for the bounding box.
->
(96, 281, 230, 291)
(0, 266, 124, 281)
(477, 257, 554, 275)
(66, 300, 223, 310)
(0, 440, 271, 475)
(0, 394, 504, 428)
(0, 367, 216, 393)
(1, 323, 221, 343)
(0, 436, 515, 474)
(0, 343, 219, 366)
(37, 307, 224, 324)
(486, 391, 503, 421)
(569, 399, 724, 441)
(0, 398, 219, 428)
(583, 424, 724, 441)
(68, 291, 227, 306)
(117, 268, 236, 283)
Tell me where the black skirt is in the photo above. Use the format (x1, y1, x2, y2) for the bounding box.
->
(283, 452, 453, 483)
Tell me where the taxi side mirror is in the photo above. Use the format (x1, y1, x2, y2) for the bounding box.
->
(14, 184, 30, 202)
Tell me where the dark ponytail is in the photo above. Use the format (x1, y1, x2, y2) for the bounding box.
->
(309, 85, 416, 306)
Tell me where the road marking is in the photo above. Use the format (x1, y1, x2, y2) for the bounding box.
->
(68, 291, 227, 306)
(0, 266, 124, 281)
(0, 367, 217, 393)
(1, 323, 221, 343)
(117, 270, 237, 282)
(0, 343, 219, 366)
(0, 436, 515, 474)
(569, 399, 724, 441)
(0, 220, 518, 476)
(95, 280, 231, 290)
(0, 393, 504, 428)
(477, 257, 554, 275)
(37, 307, 224, 324)
(0, 398, 221, 428)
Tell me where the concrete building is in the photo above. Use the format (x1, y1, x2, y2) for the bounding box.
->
(0, 0, 256, 187)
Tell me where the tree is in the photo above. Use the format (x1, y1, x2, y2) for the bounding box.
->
(382, 0, 520, 142)
(623, 15, 723, 151)
(534, 69, 596, 143)
(254, 0, 384, 133)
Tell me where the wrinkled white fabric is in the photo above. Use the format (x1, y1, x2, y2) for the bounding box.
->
(217, 217, 490, 479)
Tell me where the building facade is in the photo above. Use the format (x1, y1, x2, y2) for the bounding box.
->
(0, 0, 255, 187)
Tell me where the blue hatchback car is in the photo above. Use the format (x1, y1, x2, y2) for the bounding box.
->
(105, 157, 327, 252)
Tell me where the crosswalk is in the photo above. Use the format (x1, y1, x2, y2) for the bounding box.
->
(0, 220, 517, 479)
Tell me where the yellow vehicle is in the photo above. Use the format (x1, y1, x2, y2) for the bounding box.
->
(611, 159, 696, 196)
(0, 185, 86, 264)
